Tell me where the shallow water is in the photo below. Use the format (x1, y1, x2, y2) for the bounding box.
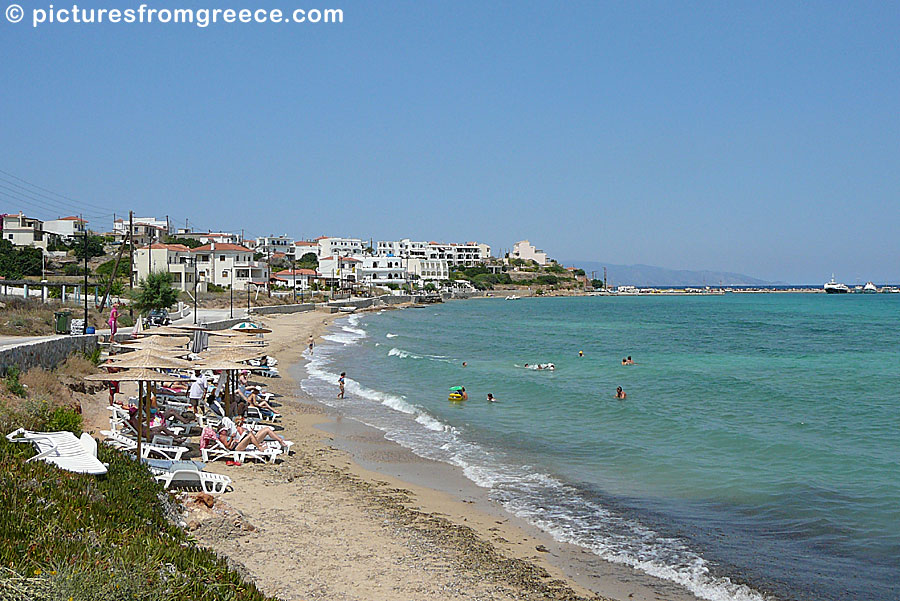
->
(301, 295, 900, 601)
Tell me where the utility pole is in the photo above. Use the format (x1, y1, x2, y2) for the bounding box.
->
(230, 267, 233, 318)
(603, 267, 607, 290)
(192, 257, 198, 324)
(82, 215, 88, 331)
(165, 215, 169, 238)
(291, 256, 296, 302)
(128, 211, 134, 289)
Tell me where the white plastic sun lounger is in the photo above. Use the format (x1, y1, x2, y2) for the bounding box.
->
(146, 460, 231, 494)
(200, 438, 283, 464)
(101, 430, 188, 461)
(6, 428, 108, 475)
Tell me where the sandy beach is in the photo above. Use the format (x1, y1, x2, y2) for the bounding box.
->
(82, 306, 702, 601)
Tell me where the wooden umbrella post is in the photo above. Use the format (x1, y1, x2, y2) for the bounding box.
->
(136, 381, 143, 461)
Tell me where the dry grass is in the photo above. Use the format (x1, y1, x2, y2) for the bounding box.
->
(20, 367, 77, 408)
(0, 298, 111, 336)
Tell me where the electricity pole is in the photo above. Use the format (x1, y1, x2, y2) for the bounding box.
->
(192, 257, 198, 324)
(82, 215, 88, 330)
(230, 267, 234, 318)
(128, 211, 134, 289)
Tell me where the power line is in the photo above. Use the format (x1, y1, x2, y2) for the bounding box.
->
(0, 168, 110, 212)
(0, 187, 113, 223)
(0, 177, 111, 219)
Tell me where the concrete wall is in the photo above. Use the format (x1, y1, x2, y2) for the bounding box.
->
(0, 335, 98, 376)
(248, 303, 316, 315)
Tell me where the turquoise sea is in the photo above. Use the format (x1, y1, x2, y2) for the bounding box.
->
(300, 294, 899, 601)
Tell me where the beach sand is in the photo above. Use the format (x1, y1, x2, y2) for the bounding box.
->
(83, 307, 703, 601)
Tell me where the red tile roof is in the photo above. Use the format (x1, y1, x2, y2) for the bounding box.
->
(274, 268, 318, 276)
(190, 243, 252, 253)
(143, 243, 191, 251)
(59, 216, 87, 222)
(294, 241, 317, 246)
(320, 256, 361, 262)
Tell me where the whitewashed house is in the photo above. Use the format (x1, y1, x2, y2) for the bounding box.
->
(511, 240, 548, 265)
(132, 243, 206, 293)
(43, 216, 88, 240)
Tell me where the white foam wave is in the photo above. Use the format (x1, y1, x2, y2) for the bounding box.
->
(386, 333, 398, 338)
(388, 347, 421, 359)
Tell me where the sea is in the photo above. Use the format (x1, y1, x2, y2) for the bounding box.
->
(299, 294, 899, 601)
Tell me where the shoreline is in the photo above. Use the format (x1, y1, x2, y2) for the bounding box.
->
(181, 305, 705, 601)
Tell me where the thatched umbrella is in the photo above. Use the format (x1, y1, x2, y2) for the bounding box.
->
(104, 352, 194, 370)
(121, 335, 191, 347)
(137, 326, 194, 336)
(192, 359, 253, 417)
(86, 368, 175, 460)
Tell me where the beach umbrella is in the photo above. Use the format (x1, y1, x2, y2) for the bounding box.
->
(86, 368, 174, 460)
(231, 321, 272, 334)
(138, 326, 194, 336)
(104, 352, 194, 370)
(121, 335, 191, 347)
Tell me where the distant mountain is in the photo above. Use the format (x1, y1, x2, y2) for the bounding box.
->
(569, 261, 785, 287)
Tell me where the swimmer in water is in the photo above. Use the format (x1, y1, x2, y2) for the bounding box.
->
(616, 386, 626, 399)
(626, 356, 636, 365)
(487, 393, 496, 402)
(462, 362, 467, 367)
(579, 350, 584, 357)
(621, 358, 628, 365)
(461, 387, 468, 401)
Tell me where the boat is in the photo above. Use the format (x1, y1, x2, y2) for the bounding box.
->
(338, 306, 357, 313)
(824, 275, 850, 294)
(863, 282, 878, 294)
(505, 295, 520, 300)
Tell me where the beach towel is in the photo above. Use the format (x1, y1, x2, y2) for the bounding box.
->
(199, 426, 218, 450)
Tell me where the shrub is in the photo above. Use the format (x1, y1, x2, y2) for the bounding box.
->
(45, 405, 82, 434)
(63, 263, 88, 276)
(4, 366, 27, 397)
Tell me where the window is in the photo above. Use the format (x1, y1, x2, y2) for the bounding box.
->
(219, 255, 225, 261)
(7, 234, 12, 240)
(222, 270, 228, 278)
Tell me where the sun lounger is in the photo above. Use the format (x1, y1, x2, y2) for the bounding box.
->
(200, 438, 283, 464)
(6, 428, 108, 475)
(145, 459, 230, 494)
(100, 430, 188, 461)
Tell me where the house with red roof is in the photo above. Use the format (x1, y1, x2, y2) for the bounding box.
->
(43, 216, 88, 240)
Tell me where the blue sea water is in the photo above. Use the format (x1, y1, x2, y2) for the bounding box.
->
(300, 294, 900, 601)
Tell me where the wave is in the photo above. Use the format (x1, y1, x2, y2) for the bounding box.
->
(386, 333, 398, 338)
(302, 321, 771, 601)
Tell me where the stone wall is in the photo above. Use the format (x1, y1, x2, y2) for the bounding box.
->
(0, 335, 99, 376)
(248, 303, 316, 315)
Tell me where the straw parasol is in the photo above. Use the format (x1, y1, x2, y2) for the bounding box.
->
(138, 326, 194, 336)
(86, 367, 176, 460)
(121, 335, 191, 347)
(104, 352, 194, 370)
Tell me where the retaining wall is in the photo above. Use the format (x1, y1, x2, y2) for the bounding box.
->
(0, 335, 99, 375)
(248, 303, 316, 315)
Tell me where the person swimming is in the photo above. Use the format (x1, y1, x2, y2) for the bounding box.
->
(616, 386, 626, 399)
(460, 387, 468, 400)
(487, 393, 496, 402)
(579, 350, 584, 357)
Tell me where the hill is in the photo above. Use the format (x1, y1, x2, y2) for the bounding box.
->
(569, 261, 783, 287)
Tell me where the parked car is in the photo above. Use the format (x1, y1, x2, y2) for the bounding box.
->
(144, 309, 171, 327)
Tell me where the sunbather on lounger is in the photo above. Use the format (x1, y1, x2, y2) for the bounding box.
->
(238, 373, 277, 416)
(129, 406, 186, 443)
(219, 416, 289, 452)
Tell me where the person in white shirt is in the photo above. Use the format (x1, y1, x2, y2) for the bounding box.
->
(189, 370, 208, 413)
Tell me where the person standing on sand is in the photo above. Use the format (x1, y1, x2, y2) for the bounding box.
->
(338, 372, 346, 399)
(189, 370, 208, 413)
(308, 335, 314, 355)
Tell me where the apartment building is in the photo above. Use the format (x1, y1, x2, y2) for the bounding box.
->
(316, 236, 365, 259)
(255, 235, 294, 258)
(1, 212, 48, 250)
(132, 243, 206, 293)
(511, 240, 548, 265)
(43, 216, 88, 240)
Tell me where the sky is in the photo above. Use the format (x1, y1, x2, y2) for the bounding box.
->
(1, 1, 898, 283)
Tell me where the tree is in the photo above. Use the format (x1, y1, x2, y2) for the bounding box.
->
(96, 256, 132, 278)
(0, 240, 42, 279)
(297, 252, 318, 270)
(164, 235, 203, 248)
(71, 235, 106, 260)
(132, 271, 179, 314)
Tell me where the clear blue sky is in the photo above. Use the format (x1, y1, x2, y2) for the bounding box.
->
(2, 1, 898, 283)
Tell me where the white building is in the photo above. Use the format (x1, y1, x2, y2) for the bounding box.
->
(191, 242, 268, 291)
(255, 235, 294, 258)
(357, 256, 408, 286)
(427, 241, 491, 267)
(113, 217, 171, 236)
(271, 268, 320, 290)
(511, 240, 548, 265)
(132, 243, 206, 293)
(376, 238, 430, 259)
(293, 240, 318, 259)
(316, 236, 365, 259)
(407, 257, 450, 281)
(317, 255, 362, 283)
(174, 231, 241, 246)
(1, 213, 48, 250)
(43, 216, 88, 240)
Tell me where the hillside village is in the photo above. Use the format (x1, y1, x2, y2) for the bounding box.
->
(0, 212, 595, 309)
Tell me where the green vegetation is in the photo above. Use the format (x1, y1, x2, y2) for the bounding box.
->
(591, 279, 605, 289)
(96, 256, 132, 278)
(164, 235, 203, 249)
(0, 240, 43, 279)
(206, 283, 226, 293)
(4, 366, 27, 397)
(131, 271, 179, 314)
(296, 252, 318, 270)
(70, 235, 107, 260)
(63, 263, 89, 276)
(0, 363, 271, 600)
